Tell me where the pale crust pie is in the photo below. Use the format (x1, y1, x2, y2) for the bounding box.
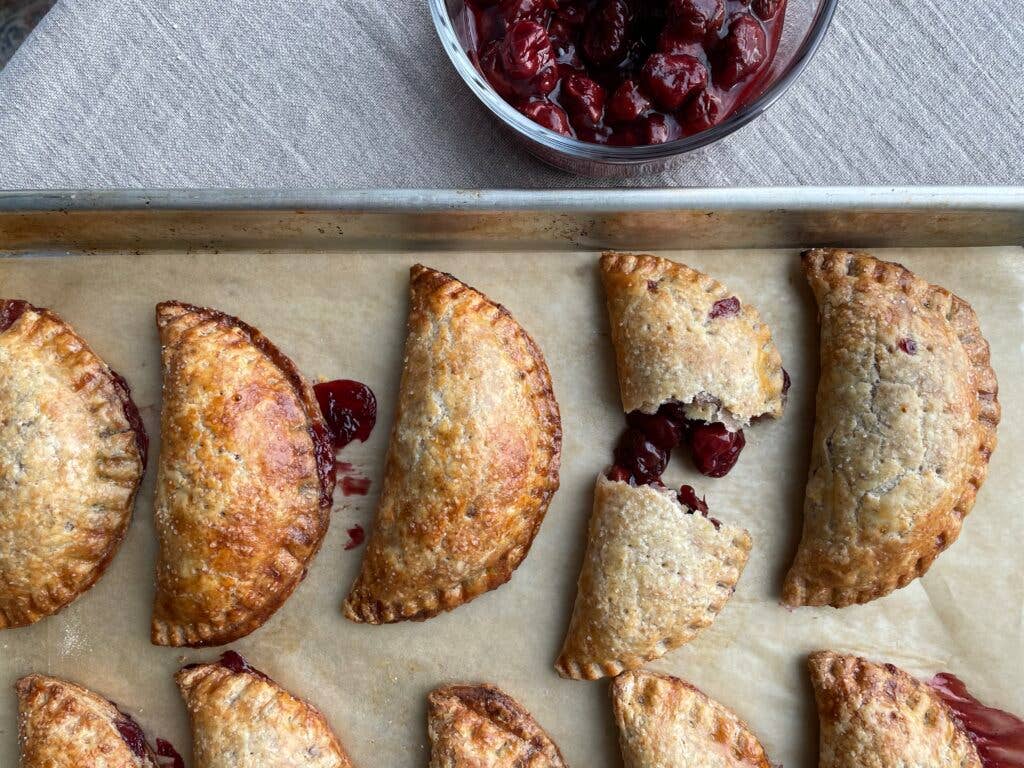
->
(427, 683, 567, 768)
(784, 250, 1000, 607)
(808, 651, 982, 768)
(600, 252, 785, 426)
(612, 670, 773, 768)
(176, 654, 353, 768)
(0, 301, 146, 630)
(343, 266, 561, 624)
(556, 475, 751, 680)
(151, 301, 335, 647)
(16, 674, 159, 767)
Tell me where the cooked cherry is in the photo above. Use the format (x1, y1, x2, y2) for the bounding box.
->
(641, 53, 707, 110)
(614, 427, 669, 485)
(689, 422, 745, 477)
(657, 400, 691, 427)
(561, 72, 606, 126)
(500, 0, 555, 23)
(502, 20, 556, 80)
(606, 464, 632, 482)
(677, 484, 709, 514)
(581, 0, 630, 66)
(313, 379, 377, 451)
(656, 29, 705, 57)
(929, 672, 1024, 768)
(899, 337, 918, 355)
(641, 113, 682, 144)
(667, 0, 725, 39)
(520, 99, 573, 134)
(156, 739, 185, 768)
(607, 79, 652, 123)
(717, 14, 767, 89)
(626, 410, 682, 449)
(752, 0, 782, 19)
(709, 295, 741, 319)
(683, 86, 722, 131)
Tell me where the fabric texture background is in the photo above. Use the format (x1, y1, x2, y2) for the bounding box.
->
(0, 0, 1021, 188)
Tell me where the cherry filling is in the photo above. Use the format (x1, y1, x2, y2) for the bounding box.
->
(156, 739, 186, 768)
(899, 337, 918, 355)
(677, 483, 721, 528)
(313, 379, 377, 451)
(688, 421, 745, 477)
(0, 299, 30, 332)
(109, 370, 150, 468)
(463, 0, 787, 145)
(218, 650, 271, 680)
(114, 715, 149, 758)
(345, 524, 366, 550)
(929, 673, 1024, 768)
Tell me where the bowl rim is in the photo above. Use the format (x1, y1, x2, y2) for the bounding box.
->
(429, 0, 840, 163)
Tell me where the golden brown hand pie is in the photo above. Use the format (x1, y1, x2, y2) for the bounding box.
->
(808, 651, 983, 768)
(785, 250, 1000, 608)
(556, 475, 751, 680)
(176, 652, 353, 768)
(0, 300, 146, 630)
(343, 266, 561, 624)
(16, 674, 161, 767)
(151, 301, 335, 647)
(600, 252, 785, 427)
(612, 670, 773, 768)
(427, 683, 567, 768)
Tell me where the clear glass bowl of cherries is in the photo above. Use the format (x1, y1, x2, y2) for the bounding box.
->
(430, 0, 838, 175)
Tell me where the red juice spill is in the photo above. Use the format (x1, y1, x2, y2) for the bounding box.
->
(345, 524, 366, 550)
(314, 379, 377, 450)
(929, 673, 1024, 768)
(341, 476, 371, 496)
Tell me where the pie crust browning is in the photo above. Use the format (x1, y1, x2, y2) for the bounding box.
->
(600, 252, 785, 425)
(16, 674, 158, 767)
(784, 250, 1000, 607)
(0, 302, 146, 630)
(612, 670, 772, 768)
(176, 658, 353, 768)
(808, 651, 982, 768)
(427, 684, 567, 768)
(343, 266, 561, 624)
(151, 301, 335, 647)
(556, 475, 751, 680)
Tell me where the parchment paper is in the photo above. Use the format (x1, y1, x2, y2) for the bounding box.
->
(0, 247, 1021, 767)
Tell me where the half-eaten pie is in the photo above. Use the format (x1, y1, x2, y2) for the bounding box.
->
(427, 683, 567, 768)
(612, 670, 773, 768)
(151, 301, 335, 647)
(343, 265, 561, 624)
(808, 651, 1024, 768)
(16, 673, 168, 767)
(0, 300, 147, 630)
(784, 250, 1000, 608)
(176, 651, 353, 767)
(556, 474, 751, 680)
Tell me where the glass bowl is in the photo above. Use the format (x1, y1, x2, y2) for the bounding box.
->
(429, 0, 839, 177)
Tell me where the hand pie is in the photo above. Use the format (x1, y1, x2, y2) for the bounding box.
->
(16, 674, 165, 767)
(176, 652, 353, 768)
(344, 266, 561, 624)
(785, 250, 1000, 607)
(556, 475, 751, 680)
(427, 683, 567, 768)
(151, 301, 335, 647)
(0, 301, 146, 630)
(612, 670, 773, 768)
(600, 252, 785, 479)
(808, 651, 1001, 768)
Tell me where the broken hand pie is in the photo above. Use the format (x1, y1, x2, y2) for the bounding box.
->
(427, 683, 567, 768)
(151, 301, 334, 647)
(785, 250, 1000, 607)
(17, 674, 168, 767)
(556, 475, 751, 680)
(601, 252, 786, 479)
(344, 266, 561, 623)
(176, 652, 353, 767)
(612, 670, 773, 768)
(809, 651, 1000, 768)
(0, 301, 146, 630)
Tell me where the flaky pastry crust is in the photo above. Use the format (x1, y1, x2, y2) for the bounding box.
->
(556, 475, 751, 680)
(0, 301, 146, 629)
(427, 684, 567, 768)
(151, 301, 334, 647)
(176, 657, 353, 767)
(808, 651, 982, 768)
(784, 250, 1000, 607)
(612, 670, 772, 768)
(16, 674, 158, 767)
(600, 252, 785, 425)
(343, 266, 561, 624)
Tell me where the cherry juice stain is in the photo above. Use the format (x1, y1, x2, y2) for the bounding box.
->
(344, 524, 366, 550)
(929, 673, 1024, 768)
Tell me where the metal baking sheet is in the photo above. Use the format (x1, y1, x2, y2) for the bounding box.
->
(0, 188, 1022, 768)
